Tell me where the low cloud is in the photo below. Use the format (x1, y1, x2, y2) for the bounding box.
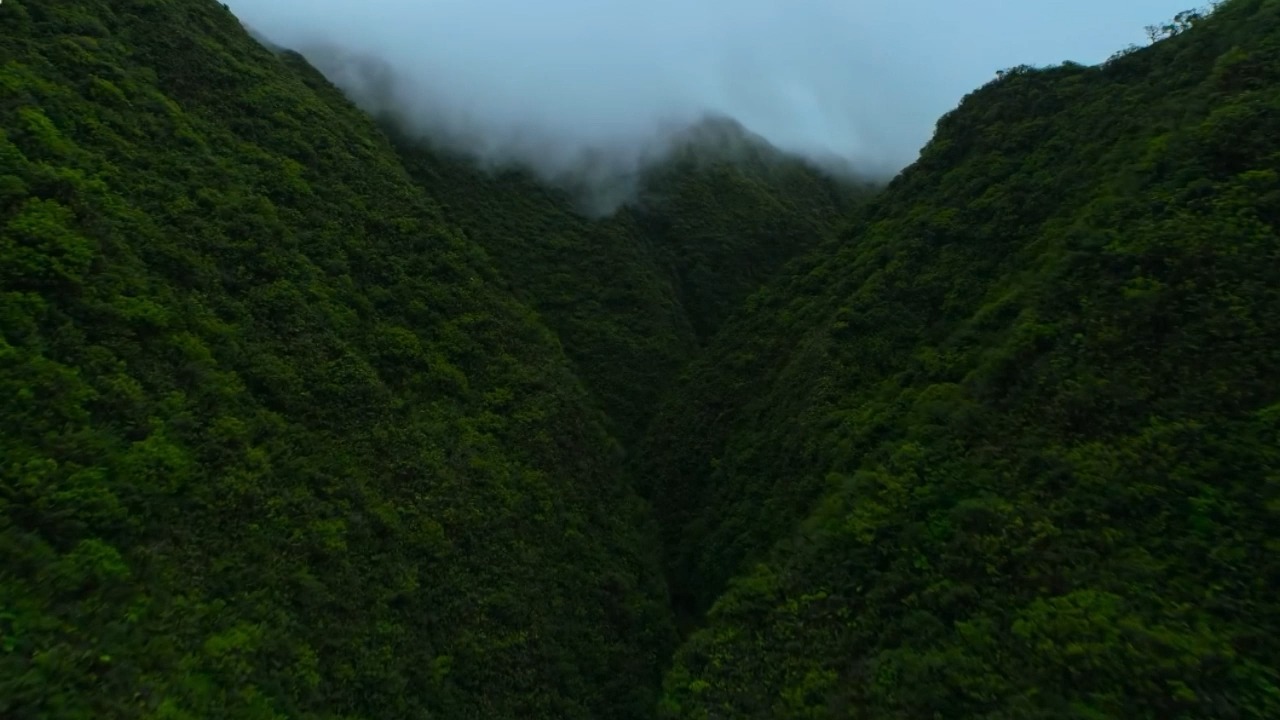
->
(231, 0, 1188, 198)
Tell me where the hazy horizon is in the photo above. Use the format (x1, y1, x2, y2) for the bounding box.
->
(229, 0, 1193, 184)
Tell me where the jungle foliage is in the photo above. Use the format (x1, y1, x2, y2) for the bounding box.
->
(2, 0, 1279, 718)
(388, 117, 865, 446)
(1, 1, 673, 718)
(649, 0, 1280, 716)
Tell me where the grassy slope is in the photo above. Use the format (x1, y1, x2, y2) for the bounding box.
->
(649, 1, 1280, 716)
(0, 1, 672, 718)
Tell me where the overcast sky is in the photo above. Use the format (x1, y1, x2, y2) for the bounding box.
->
(229, 0, 1192, 176)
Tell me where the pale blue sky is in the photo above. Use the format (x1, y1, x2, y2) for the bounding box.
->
(231, 0, 1195, 175)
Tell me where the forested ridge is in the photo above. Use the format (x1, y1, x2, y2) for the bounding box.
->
(387, 116, 868, 446)
(1, 1, 673, 717)
(2, 0, 1279, 719)
(649, 0, 1280, 715)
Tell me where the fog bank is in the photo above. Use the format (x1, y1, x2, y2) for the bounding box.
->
(230, 0, 1190, 189)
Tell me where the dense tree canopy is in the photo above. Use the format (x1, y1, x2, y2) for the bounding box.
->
(387, 117, 866, 446)
(2, 0, 1278, 718)
(649, 0, 1280, 716)
(1, 1, 673, 717)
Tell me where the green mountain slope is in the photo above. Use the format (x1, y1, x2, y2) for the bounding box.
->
(650, 0, 1280, 716)
(0, 1, 672, 718)
(387, 117, 867, 446)
(5, 0, 1280, 718)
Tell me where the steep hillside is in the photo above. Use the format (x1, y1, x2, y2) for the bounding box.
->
(387, 117, 866, 446)
(650, 0, 1280, 716)
(0, 1, 673, 718)
(5, 0, 1280, 718)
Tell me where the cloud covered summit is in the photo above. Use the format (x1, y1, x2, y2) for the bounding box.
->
(231, 0, 1188, 184)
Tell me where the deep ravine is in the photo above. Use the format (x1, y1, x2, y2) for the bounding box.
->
(4, 1, 1280, 719)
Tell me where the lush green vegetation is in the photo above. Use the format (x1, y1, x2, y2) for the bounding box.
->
(1, 1, 673, 717)
(650, 0, 1280, 715)
(388, 118, 865, 446)
(3, 0, 1279, 718)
